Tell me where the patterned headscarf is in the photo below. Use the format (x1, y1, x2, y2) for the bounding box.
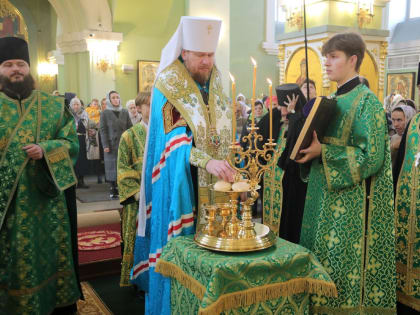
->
(392, 103, 417, 126)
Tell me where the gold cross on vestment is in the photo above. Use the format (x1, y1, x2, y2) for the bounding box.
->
(207, 24, 213, 35)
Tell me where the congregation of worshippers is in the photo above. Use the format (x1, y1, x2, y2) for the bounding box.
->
(1, 1, 420, 314)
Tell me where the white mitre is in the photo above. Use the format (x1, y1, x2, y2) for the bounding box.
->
(157, 16, 222, 75)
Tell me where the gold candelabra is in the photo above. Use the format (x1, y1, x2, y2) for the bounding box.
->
(194, 126, 278, 252)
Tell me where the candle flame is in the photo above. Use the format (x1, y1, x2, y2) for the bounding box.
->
(229, 72, 235, 82)
(267, 78, 272, 85)
(250, 57, 257, 67)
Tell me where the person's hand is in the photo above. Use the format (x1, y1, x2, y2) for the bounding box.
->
(391, 137, 401, 150)
(284, 93, 299, 113)
(295, 131, 322, 164)
(22, 144, 43, 160)
(104, 147, 110, 153)
(88, 129, 96, 137)
(205, 159, 236, 182)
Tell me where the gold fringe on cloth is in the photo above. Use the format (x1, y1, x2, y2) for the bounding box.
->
(156, 260, 206, 299)
(156, 259, 338, 315)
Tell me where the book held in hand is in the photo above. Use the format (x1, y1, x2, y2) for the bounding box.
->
(290, 96, 337, 161)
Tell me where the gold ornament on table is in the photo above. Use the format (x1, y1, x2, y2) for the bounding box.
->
(194, 59, 278, 252)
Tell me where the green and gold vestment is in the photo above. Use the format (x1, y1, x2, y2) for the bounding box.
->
(300, 84, 396, 314)
(263, 124, 287, 235)
(117, 122, 146, 287)
(395, 113, 420, 312)
(0, 90, 81, 314)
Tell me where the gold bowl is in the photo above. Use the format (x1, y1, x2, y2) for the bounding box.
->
(194, 223, 276, 252)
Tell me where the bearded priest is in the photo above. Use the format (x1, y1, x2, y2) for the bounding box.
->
(131, 16, 235, 314)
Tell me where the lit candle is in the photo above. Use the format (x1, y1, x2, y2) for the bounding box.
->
(251, 57, 257, 127)
(267, 78, 273, 142)
(229, 72, 236, 143)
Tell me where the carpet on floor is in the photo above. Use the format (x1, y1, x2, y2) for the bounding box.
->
(78, 223, 122, 265)
(77, 282, 112, 315)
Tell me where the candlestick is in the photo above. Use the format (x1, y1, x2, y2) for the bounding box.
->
(267, 78, 273, 142)
(251, 57, 257, 128)
(229, 72, 236, 143)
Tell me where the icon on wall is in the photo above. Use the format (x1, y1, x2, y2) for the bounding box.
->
(138, 60, 159, 93)
(387, 72, 416, 100)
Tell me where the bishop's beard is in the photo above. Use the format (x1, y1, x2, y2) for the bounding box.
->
(0, 73, 35, 100)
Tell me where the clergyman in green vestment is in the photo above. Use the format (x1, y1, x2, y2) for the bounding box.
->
(0, 37, 81, 314)
(117, 93, 149, 287)
(295, 33, 396, 314)
(393, 112, 420, 313)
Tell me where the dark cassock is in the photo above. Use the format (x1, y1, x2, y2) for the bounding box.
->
(0, 37, 81, 314)
(258, 83, 307, 243)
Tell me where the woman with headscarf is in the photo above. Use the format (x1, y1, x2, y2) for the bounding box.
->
(70, 97, 91, 188)
(126, 99, 142, 125)
(100, 91, 132, 199)
(390, 103, 417, 168)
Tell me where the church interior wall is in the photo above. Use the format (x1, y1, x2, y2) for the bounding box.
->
(230, 0, 278, 102)
(112, 0, 185, 103)
(4, 0, 419, 108)
(9, 0, 57, 82)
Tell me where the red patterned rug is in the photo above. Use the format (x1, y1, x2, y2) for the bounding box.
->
(78, 230, 121, 251)
(78, 223, 122, 265)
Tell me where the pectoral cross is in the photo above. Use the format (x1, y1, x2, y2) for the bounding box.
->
(207, 24, 213, 35)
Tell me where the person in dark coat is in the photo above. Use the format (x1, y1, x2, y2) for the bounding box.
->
(69, 97, 90, 188)
(257, 83, 308, 244)
(100, 90, 132, 198)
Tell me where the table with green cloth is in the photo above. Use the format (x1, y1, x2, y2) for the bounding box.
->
(155, 235, 337, 315)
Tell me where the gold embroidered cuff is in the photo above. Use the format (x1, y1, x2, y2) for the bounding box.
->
(40, 145, 77, 191)
(190, 147, 212, 169)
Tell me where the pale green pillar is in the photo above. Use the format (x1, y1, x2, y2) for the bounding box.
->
(63, 52, 91, 102)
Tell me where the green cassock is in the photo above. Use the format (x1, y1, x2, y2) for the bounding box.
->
(299, 84, 396, 314)
(117, 122, 146, 287)
(395, 113, 420, 312)
(0, 90, 81, 314)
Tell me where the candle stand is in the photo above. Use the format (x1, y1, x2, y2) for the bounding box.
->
(194, 125, 278, 252)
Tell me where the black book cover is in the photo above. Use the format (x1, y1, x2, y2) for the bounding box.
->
(290, 96, 337, 161)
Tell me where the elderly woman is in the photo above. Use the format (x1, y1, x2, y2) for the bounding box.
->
(126, 99, 142, 125)
(390, 103, 417, 167)
(70, 97, 92, 188)
(100, 90, 132, 199)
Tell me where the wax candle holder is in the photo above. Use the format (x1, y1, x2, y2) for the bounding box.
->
(194, 125, 277, 252)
